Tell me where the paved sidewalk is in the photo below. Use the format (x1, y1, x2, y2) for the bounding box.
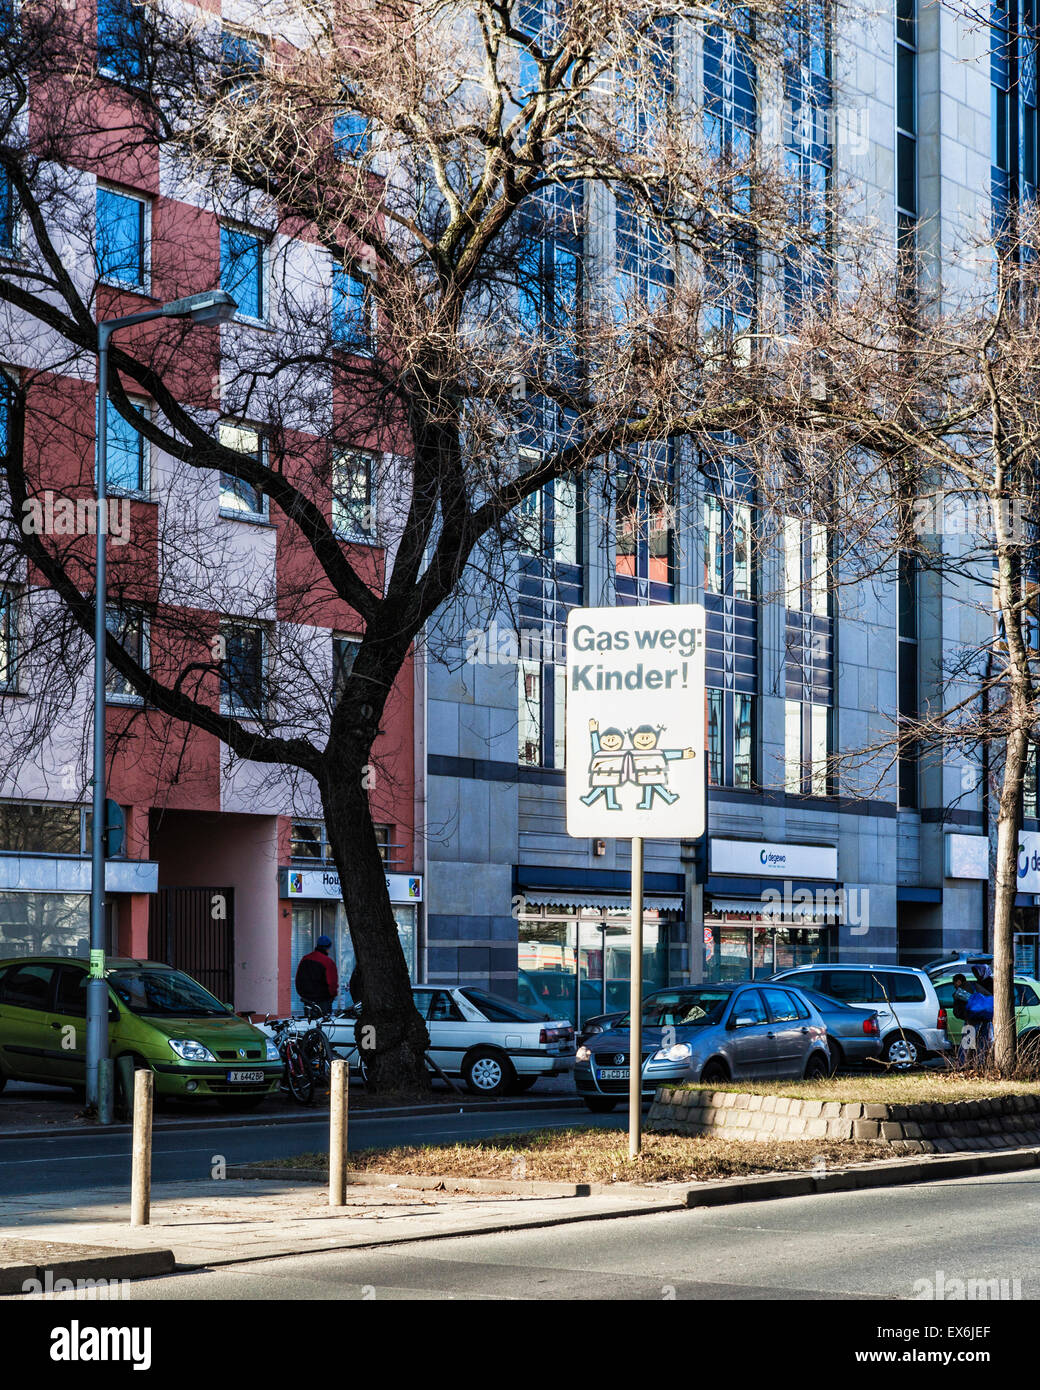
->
(0, 1177, 677, 1275)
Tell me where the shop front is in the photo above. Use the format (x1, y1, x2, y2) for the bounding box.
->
(279, 867, 422, 1013)
(516, 890, 683, 1027)
(703, 839, 840, 981)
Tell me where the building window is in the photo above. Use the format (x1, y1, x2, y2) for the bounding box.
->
(96, 186, 146, 289)
(0, 587, 16, 690)
(97, 0, 146, 82)
(332, 265, 373, 353)
(615, 461, 674, 606)
(290, 817, 397, 867)
(783, 0, 832, 317)
(218, 423, 267, 518)
(518, 658, 542, 766)
(784, 515, 833, 795)
(897, 552, 919, 807)
(332, 633, 361, 701)
(0, 370, 12, 462)
(101, 397, 148, 495)
(220, 27, 263, 101)
(332, 447, 376, 540)
(706, 688, 755, 789)
(1025, 743, 1040, 819)
(0, 801, 87, 854)
(220, 624, 266, 718)
(105, 607, 147, 703)
(334, 112, 370, 159)
(220, 226, 265, 321)
(702, 458, 758, 785)
(516, 470, 582, 768)
(0, 167, 16, 255)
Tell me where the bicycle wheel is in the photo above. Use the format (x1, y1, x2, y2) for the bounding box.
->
(285, 1040, 315, 1104)
(302, 1028, 333, 1084)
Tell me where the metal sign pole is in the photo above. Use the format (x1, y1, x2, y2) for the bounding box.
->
(629, 835, 644, 1160)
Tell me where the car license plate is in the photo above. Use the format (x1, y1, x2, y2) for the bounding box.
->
(226, 1069, 264, 1084)
(597, 1067, 628, 1080)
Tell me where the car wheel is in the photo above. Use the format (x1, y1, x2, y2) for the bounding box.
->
(826, 1040, 844, 1075)
(462, 1049, 515, 1097)
(804, 1051, 829, 1081)
(699, 1058, 729, 1084)
(883, 1033, 922, 1070)
(511, 1075, 538, 1092)
(583, 1096, 617, 1113)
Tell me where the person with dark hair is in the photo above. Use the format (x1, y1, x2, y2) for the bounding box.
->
(295, 934, 338, 1014)
(967, 963, 995, 1059)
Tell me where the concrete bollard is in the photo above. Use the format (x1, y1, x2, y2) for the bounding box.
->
(329, 1058, 349, 1207)
(130, 1068, 154, 1227)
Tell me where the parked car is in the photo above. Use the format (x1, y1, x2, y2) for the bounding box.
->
(769, 964, 950, 1068)
(788, 986, 882, 1072)
(577, 1008, 626, 1048)
(932, 971, 1040, 1049)
(260, 984, 575, 1097)
(573, 981, 830, 1112)
(923, 953, 993, 980)
(0, 956, 282, 1108)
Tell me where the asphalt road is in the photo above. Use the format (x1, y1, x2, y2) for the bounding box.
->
(108, 1165, 1040, 1301)
(0, 1105, 622, 1198)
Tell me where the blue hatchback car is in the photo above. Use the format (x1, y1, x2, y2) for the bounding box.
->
(574, 981, 831, 1112)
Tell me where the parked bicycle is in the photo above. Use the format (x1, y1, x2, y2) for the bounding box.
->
(268, 1015, 316, 1105)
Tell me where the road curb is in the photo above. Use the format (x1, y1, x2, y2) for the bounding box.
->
(0, 1095, 585, 1143)
(0, 1246, 176, 1294)
(227, 1143, 1040, 1210)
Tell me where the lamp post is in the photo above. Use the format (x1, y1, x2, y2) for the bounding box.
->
(88, 289, 236, 1123)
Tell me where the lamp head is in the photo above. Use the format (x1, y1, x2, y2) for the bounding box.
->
(162, 290, 237, 324)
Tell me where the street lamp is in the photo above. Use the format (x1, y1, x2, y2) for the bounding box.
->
(88, 289, 237, 1123)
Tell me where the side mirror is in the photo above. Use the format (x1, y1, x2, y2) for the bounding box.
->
(730, 1014, 755, 1029)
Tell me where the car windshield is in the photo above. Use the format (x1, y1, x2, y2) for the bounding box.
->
(459, 988, 550, 1023)
(108, 969, 230, 1018)
(616, 990, 731, 1029)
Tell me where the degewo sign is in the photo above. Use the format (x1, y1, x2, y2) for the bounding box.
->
(565, 604, 706, 839)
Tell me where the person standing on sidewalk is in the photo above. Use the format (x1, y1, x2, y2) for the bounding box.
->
(295, 935, 339, 1015)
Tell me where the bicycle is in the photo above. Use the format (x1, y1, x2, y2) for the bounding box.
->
(268, 1016, 316, 1105)
(298, 1001, 336, 1086)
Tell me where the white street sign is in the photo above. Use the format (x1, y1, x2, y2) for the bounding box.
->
(565, 604, 706, 839)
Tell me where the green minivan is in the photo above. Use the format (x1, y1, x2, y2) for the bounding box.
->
(0, 956, 283, 1109)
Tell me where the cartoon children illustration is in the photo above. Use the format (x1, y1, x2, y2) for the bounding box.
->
(580, 719, 628, 810)
(579, 719, 696, 810)
(627, 724, 696, 809)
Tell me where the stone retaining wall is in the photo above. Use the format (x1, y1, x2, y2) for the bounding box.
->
(646, 1088, 1040, 1154)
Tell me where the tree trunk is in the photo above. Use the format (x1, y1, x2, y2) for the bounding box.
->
(321, 762, 430, 1094)
(992, 723, 1025, 1074)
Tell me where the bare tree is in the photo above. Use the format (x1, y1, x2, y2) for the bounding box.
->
(0, 0, 833, 1088)
(744, 209, 1040, 1074)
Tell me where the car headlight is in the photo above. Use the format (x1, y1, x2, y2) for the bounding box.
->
(168, 1038, 217, 1062)
(575, 1045, 592, 1062)
(652, 1043, 692, 1062)
(265, 1040, 280, 1061)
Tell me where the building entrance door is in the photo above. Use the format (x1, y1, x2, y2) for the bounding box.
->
(148, 887, 235, 1006)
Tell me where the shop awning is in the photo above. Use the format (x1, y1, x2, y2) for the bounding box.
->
(707, 896, 841, 922)
(521, 889, 683, 913)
